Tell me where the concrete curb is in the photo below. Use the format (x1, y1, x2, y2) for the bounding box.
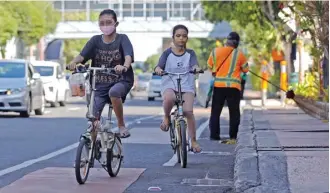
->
(233, 108, 291, 193)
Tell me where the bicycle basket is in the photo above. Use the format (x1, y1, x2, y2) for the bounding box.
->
(69, 73, 86, 97)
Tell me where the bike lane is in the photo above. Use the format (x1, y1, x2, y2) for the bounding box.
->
(0, 107, 233, 193)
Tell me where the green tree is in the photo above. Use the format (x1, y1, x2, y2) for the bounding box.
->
(187, 38, 218, 70)
(64, 39, 89, 66)
(202, 1, 295, 73)
(2, 2, 60, 46)
(145, 53, 161, 71)
(0, 5, 18, 58)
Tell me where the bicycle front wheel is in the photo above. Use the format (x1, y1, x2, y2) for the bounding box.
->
(171, 118, 181, 164)
(106, 136, 123, 177)
(75, 138, 93, 184)
(179, 120, 187, 168)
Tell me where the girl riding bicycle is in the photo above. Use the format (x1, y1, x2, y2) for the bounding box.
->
(68, 9, 133, 138)
(154, 25, 202, 153)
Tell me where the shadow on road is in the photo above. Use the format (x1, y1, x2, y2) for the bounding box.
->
(0, 107, 54, 118)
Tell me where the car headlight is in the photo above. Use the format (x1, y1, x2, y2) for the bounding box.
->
(7, 88, 26, 95)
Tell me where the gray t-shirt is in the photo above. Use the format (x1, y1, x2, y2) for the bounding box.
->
(156, 48, 199, 94)
(80, 34, 134, 93)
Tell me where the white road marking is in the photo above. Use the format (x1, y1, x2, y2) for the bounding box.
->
(44, 110, 51, 114)
(68, 107, 81, 111)
(162, 119, 209, 167)
(196, 119, 209, 139)
(0, 115, 159, 177)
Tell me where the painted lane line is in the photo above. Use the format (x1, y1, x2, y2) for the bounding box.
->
(0, 115, 159, 177)
(162, 119, 209, 167)
(68, 107, 81, 111)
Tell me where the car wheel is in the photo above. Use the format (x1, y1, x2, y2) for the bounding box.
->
(148, 97, 155, 101)
(59, 90, 69, 107)
(20, 96, 31, 118)
(50, 92, 59, 107)
(35, 94, 45, 115)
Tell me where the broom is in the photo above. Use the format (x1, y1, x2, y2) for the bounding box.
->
(248, 71, 329, 121)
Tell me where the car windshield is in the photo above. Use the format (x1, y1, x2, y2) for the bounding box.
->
(152, 75, 161, 80)
(0, 62, 25, 78)
(34, 66, 54, 77)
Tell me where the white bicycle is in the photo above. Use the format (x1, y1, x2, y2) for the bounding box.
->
(70, 65, 123, 184)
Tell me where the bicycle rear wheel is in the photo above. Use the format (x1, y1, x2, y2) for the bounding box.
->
(75, 138, 94, 184)
(178, 120, 187, 168)
(106, 136, 123, 177)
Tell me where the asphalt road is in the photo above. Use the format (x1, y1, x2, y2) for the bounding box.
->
(0, 94, 235, 193)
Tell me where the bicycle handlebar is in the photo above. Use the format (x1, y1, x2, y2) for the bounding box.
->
(66, 64, 117, 76)
(152, 69, 204, 76)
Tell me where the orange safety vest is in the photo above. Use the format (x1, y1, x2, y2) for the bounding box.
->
(207, 47, 249, 90)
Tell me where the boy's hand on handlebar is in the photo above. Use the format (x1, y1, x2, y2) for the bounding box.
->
(154, 67, 163, 75)
(67, 62, 77, 71)
(114, 65, 126, 74)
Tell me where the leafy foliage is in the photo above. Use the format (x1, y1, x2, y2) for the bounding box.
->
(187, 38, 218, 70)
(202, 1, 285, 72)
(64, 39, 89, 66)
(202, 1, 329, 101)
(0, 5, 18, 58)
(145, 53, 161, 71)
(295, 72, 320, 100)
(0, 1, 60, 57)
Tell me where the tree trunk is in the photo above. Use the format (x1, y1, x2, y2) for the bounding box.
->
(323, 51, 329, 89)
(0, 47, 5, 59)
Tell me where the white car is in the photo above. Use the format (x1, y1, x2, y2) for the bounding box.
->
(31, 60, 70, 107)
(147, 74, 162, 101)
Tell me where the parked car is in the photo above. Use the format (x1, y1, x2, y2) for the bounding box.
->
(147, 74, 162, 101)
(133, 73, 151, 92)
(31, 60, 70, 107)
(0, 59, 45, 117)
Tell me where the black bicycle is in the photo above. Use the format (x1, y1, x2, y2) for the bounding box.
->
(154, 69, 203, 168)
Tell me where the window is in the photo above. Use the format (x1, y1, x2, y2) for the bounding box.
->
(0, 62, 26, 78)
(34, 66, 54, 77)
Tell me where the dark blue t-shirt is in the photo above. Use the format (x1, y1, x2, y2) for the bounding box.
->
(80, 34, 134, 92)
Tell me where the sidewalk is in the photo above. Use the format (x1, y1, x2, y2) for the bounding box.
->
(234, 104, 329, 193)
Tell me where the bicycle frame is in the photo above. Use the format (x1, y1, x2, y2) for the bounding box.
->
(174, 74, 185, 119)
(165, 71, 193, 145)
(81, 66, 122, 165)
